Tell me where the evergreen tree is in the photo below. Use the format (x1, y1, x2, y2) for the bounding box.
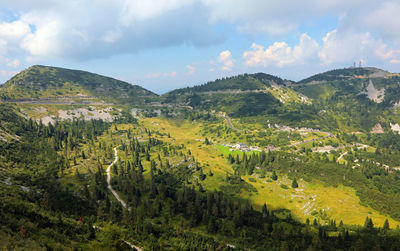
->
(291, 178, 299, 188)
(383, 219, 390, 231)
(272, 171, 278, 181)
(364, 216, 374, 229)
(262, 203, 269, 218)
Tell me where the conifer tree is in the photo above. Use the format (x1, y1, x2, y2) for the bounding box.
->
(292, 178, 298, 188)
(272, 171, 278, 181)
(383, 219, 390, 231)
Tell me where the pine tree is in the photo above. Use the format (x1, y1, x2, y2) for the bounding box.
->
(291, 178, 299, 188)
(383, 219, 390, 231)
(364, 216, 374, 229)
(272, 171, 278, 181)
(262, 203, 269, 218)
(364, 216, 369, 228)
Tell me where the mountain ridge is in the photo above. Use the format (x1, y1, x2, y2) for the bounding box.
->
(0, 65, 158, 104)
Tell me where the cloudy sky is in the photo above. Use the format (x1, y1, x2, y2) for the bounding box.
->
(0, 0, 399, 93)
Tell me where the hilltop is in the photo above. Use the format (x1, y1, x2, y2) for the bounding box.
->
(298, 67, 390, 84)
(161, 73, 307, 117)
(0, 65, 157, 105)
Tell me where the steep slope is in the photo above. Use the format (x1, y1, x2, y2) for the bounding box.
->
(294, 67, 400, 104)
(0, 65, 157, 104)
(293, 67, 400, 132)
(161, 73, 307, 117)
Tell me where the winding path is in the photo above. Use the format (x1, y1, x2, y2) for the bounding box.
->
(223, 116, 242, 131)
(106, 147, 128, 209)
(106, 147, 143, 251)
(337, 152, 348, 162)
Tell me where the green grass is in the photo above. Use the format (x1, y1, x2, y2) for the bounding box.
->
(140, 117, 400, 227)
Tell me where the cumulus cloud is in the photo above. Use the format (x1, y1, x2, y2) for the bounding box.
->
(0, 0, 223, 61)
(217, 50, 234, 71)
(243, 34, 319, 67)
(376, 44, 400, 64)
(202, 0, 369, 37)
(339, 1, 400, 42)
(1, 0, 400, 78)
(186, 65, 195, 75)
(243, 31, 399, 69)
(0, 70, 19, 77)
(146, 71, 177, 79)
(318, 30, 397, 66)
(6, 59, 20, 68)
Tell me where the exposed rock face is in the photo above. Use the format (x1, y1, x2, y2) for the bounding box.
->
(40, 106, 116, 125)
(391, 123, 400, 134)
(366, 80, 384, 103)
(371, 123, 384, 134)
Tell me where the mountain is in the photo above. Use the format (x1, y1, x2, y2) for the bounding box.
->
(161, 73, 311, 117)
(298, 67, 390, 84)
(3, 66, 400, 249)
(0, 65, 157, 104)
(294, 67, 400, 105)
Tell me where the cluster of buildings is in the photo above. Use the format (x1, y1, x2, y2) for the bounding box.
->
(223, 143, 262, 152)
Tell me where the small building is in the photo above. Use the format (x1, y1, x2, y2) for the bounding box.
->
(235, 143, 247, 150)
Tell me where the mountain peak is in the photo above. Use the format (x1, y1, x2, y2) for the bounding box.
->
(0, 65, 157, 103)
(299, 67, 391, 84)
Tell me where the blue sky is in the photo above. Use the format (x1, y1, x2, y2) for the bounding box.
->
(0, 0, 399, 94)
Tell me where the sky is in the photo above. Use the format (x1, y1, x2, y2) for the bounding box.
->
(0, 0, 399, 94)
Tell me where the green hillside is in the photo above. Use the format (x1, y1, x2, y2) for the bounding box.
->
(168, 73, 292, 95)
(3, 103, 400, 250)
(298, 67, 390, 84)
(0, 65, 157, 104)
(161, 73, 309, 119)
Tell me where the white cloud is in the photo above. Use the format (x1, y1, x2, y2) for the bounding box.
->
(0, 0, 223, 62)
(0, 39, 7, 55)
(0, 0, 399, 77)
(202, 0, 368, 37)
(237, 20, 298, 37)
(375, 44, 400, 64)
(217, 50, 234, 71)
(243, 30, 400, 70)
(318, 30, 392, 66)
(340, 1, 400, 42)
(0, 70, 18, 77)
(146, 71, 177, 79)
(120, 0, 196, 25)
(0, 20, 30, 41)
(243, 34, 319, 67)
(6, 59, 20, 68)
(186, 65, 195, 75)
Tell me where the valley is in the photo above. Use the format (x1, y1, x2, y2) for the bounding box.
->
(2, 65, 400, 249)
